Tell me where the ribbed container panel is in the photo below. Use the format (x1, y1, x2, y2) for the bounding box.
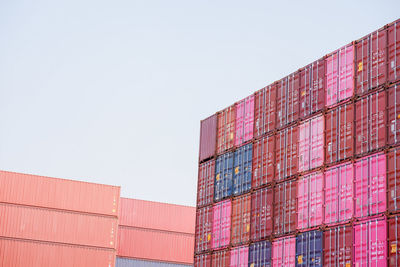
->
(116, 257, 192, 267)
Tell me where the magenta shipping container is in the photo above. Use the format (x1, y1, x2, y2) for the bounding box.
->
(212, 200, 231, 249)
(252, 134, 275, 188)
(388, 19, 400, 84)
(251, 187, 273, 241)
(272, 236, 296, 267)
(276, 125, 299, 181)
(235, 95, 254, 146)
(388, 83, 400, 146)
(274, 179, 297, 236)
(197, 160, 215, 207)
(324, 224, 353, 267)
(355, 153, 386, 219)
(254, 84, 276, 138)
(199, 114, 217, 162)
(298, 114, 324, 172)
(230, 246, 248, 267)
(276, 73, 300, 128)
(324, 162, 354, 225)
(326, 43, 354, 107)
(297, 171, 323, 230)
(195, 206, 213, 253)
(354, 217, 387, 267)
(388, 147, 400, 214)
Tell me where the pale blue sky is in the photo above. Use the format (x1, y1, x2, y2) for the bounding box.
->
(0, 0, 399, 206)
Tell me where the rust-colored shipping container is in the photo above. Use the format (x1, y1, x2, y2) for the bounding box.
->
(276, 73, 300, 129)
(388, 147, 400, 214)
(211, 249, 230, 267)
(231, 194, 251, 246)
(254, 84, 276, 138)
(194, 253, 211, 267)
(217, 105, 236, 155)
(388, 19, 400, 84)
(197, 160, 215, 207)
(355, 90, 386, 156)
(251, 187, 273, 241)
(195, 206, 213, 253)
(323, 224, 353, 267)
(389, 215, 400, 266)
(199, 114, 217, 162)
(325, 102, 354, 165)
(0, 170, 120, 217)
(274, 179, 297, 236)
(276, 125, 299, 181)
(0, 237, 116, 267)
(387, 83, 400, 146)
(299, 58, 325, 119)
(252, 134, 275, 188)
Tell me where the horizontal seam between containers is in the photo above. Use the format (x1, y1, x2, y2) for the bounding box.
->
(118, 225, 195, 236)
(117, 256, 193, 265)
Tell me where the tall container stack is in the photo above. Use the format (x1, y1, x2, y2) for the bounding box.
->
(195, 18, 400, 267)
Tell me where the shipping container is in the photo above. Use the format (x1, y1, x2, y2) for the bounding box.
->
(354, 217, 387, 267)
(354, 153, 386, 218)
(230, 246, 248, 267)
(212, 200, 231, 249)
(324, 163, 354, 225)
(388, 83, 400, 146)
(272, 236, 296, 267)
(325, 102, 354, 165)
(355, 27, 387, 95)
(214, 152, 234, 202)
(274, 179, 297, 236)
(195, 206, 213, 253)
(323, 225, 352, 267)
(249, 240, 271, 267)
(231, 194, 251, 246)
(297, 172, 323, 230)
(251, 187, 273, 241)
(276, 125, 299, 181)
(276, 73, 300, 128)
(233, 143, 252, 196)
(388, 147, 400, 214)
(298, 115, 324, 172)
(299, 59, 325, 119)
(117, 258, 192, 267)
(217, 105, 236, 154)
(197, 160, 215, 207)
(117, 227, 194, 264)
(0, 171, 120, 217)
(254, 84, 276, 138)
(235, 95, 254, 146)
(199, 114, 217, 162)
(355, 90, 386, 156)
(388, 19, 400, 84)
(211, 249, 230, 267)
(295, 230, 323, 267)
(194, 253, 211, 267)
(326, 43, 354, 107)
(388, 215, 400, 267)
(0, 237, 115, 267)
(252, 134, 275, 188)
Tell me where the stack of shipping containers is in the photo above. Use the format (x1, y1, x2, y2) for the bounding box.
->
(195, 18, 400, 266)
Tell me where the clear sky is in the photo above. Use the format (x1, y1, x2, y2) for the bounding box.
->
(0, 0, 399, 206)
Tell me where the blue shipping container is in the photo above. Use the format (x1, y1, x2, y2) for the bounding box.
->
(116, 257, 192, 267)
(296, 230, 323, 267)
(233, 143, 252, 196)
(249, 240, 271, 267)
(214, 152, 233, 202)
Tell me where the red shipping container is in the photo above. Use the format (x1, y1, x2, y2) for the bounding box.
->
(217, 105, 236, 154)
(197, 160, 215, 207)
(388, 147, 400, 214)
(0, 171, 120, 217)
(387, 83, 400, 146)
(355, 90, 386, 156)
(195, 206, 213, 253)
(355, 27, 388, 95)
(250, 187, 273, 241)
(388, 19, 400, 84)
(325, 102, 354, 165)
(199, 114, 217, 162)
(388, 215, 400, 267)
(276, 125, 299, 181)
(211, 249, 230, 267)
(272, 235, 296, 267)
(0, 203, 117, 249)
(323, 224, 353, 267)
(252, 134, 275, 188)
(231, 194, 251, 246)
(274, 179, 297, 236)
(276, 73, 300, 128)
(235, 95, 255, 146)
(195, 253, 211, 267)
(254, 84, 276, 138)
(299, 59, 325, 119)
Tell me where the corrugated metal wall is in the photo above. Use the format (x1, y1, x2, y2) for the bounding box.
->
(116, 257, 192, 267)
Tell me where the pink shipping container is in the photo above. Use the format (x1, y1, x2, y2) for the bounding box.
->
(299, 58, 325, 119)
(252, 134, 275, 188)
(388, 215, 400, 266)
(231, 194, 251, 246)
(217, 105, 236, 154)
(355, 90, 386, 156)
(276, 125, 299, 181)
(250, 187, 273, 241)
(276, 73, 300, 128)
(387, 83, 400, 146)
(324, 224, 353, 267)
(212, 200, 231, 249)
(274, 179, 297, 236)
(254, 84, 276, 138)
(388, 19, 400, 84)
(298, 114, 324, 172)
(197, 160, 215, 207)
(354, 153, 386, 219)
(272, 236, 296, 267)
(194, 253, 211, 267)
(199, 114, 217, 162)
(326, 43, 354, 107)
(0, 171, 120, 217)
(297, 171, 323, 230)
(354, 217, 387, 267)
(195, 206, 213, 253)
(388, 147, 400, 214)
(324, 162, 354, 225)
(230, 246, 248, 267)
(235, 95, 254, 146)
